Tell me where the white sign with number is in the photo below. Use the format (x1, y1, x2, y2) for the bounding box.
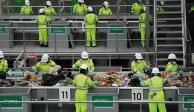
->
(59, 87, 70, 102)
(132, 88, 143, 101)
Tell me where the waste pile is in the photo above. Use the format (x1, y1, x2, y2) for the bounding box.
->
(0, 69, 193, 87)
(94, 70, 129, 87)
(161, 71, 194, 87)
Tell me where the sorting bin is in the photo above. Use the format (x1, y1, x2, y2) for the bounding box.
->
(178, 88, 194, 112)
(88, 87, 119, 112)
(0, 87, 31, 112)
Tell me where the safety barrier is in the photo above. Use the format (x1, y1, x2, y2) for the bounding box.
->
(0, 87, 193, 112)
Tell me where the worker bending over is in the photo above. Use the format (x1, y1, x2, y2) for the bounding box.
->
(141, 67, 167, 112)
(20, 0, 33, 15)
(0, 51, 8, 79)
(72, 51, 94, 72)
(99, 1, 112, 15)
(165, 53, 179, 73)
(73, 64, 95, 112)
(84, 6, 98, 47)
(131, 53, 147, 73)
(33, 54, 57, 74)
(73, 0, 87, 15)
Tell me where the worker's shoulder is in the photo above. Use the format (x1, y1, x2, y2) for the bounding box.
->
(36, 61, 42, 66)
(1, 59, 8, 63)
(73, 4, 79, 7)
(88, 58, 93, 62)
(131, 60, 136, 63)
(49, 60, 56, 64)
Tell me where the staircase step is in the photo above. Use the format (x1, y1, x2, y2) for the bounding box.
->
(157, 31, 182, 34)
(157, 24, 182, 27)
(157, 58, 184, 61)
(159, 5, 181, 8)
(157, 38, 182, 40)
(157, 44, 183, 47)
(157, 18, 182, 21)
(157, 11, 182, 14)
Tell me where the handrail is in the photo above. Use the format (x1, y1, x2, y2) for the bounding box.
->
(0, 100, 193, 104)
(182, 0, 187, 66)
(153, 0, 157, 66)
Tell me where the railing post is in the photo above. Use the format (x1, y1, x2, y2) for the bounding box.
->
(145, 0, 150, 52)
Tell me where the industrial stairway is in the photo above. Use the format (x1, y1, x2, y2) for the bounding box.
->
(154, 0, 186, 68)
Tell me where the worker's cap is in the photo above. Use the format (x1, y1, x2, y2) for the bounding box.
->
(151, 67, 160, 74)
(168, 53, 177, 60)
(88, 6, 93, 12)
(39, 8, 44, 13)
(46, 1, 52, 6)
(81, 51, 89, 59)
(41, 54, 50, 63)
(103, 1, 109, 8)
(78, 0, 84, 3)
(135, 53, 143, 60)
(25, 0, 30, 6)
(80, 64, 88, 70)
(0, 51, 4, 58)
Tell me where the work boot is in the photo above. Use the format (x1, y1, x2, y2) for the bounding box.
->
(44, 44, 48, 47)
(92, 45, 96, 47)
(40, 44, 43, 47)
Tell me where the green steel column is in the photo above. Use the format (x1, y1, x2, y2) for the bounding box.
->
(9, 0, 24, 13)
(71, 0, 77, 6)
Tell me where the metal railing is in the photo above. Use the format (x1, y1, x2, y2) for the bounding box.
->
(182, 0, 187, 66)
(0, 87, 193, 112)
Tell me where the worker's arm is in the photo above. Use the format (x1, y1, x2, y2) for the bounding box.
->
(52, 7, 56, 15)
(87, 76, 96, 87)
(30, 7, 34, 15)
(72, 76, 76, 86)
(84, 4, 88, 14)
(20, 6, 24, 15)
(36, 16, 39, 23)
(131, 61, 137, 73)
(72, 60, 80, 70)
(73, 4, 77, 14)
(89, 59, 95, 72)
(109, 9, 112, 15)
(131, 4, 135, 13)
(99, 8, 102, 15)
(49, 60, 57, 67)
(141, 79, 150, 86)
(32, 62, 40, 73)
(3, 60, 8, 71)
(95, 15, 99, 23)
(164, 62, 171, 73)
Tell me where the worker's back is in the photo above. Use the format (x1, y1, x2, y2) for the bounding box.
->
(73, 73, 95, 90)
(145, 76, 165, 100)
(84, 13, 98, 26)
